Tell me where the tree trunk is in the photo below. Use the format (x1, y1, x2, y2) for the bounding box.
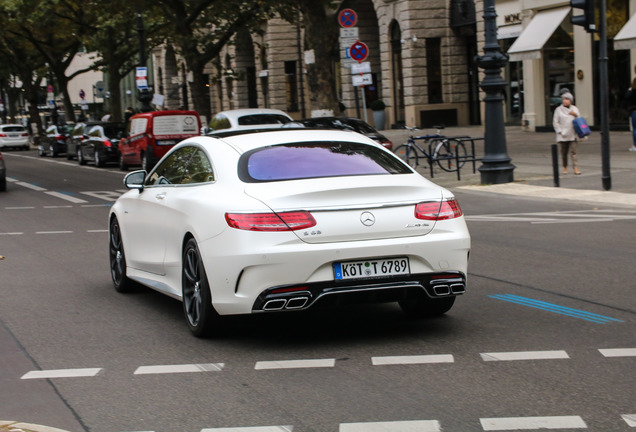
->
(107, 70, 124, 122)
(189, 65, 211, 120)
(300, 3, 339, 115)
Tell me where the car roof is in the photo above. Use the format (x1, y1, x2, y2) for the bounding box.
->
(202, 128, 378, 154)
(213, 108, 293, 121)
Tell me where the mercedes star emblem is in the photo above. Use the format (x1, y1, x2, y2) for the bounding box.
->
(360, 211, 376, 226)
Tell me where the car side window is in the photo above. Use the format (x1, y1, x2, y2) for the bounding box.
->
(145, 146, 214, 186)
(88, 126, 103, 138)
(209, 115, 230, 131)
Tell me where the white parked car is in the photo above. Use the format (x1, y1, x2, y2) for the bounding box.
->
(109, 129, 470, 337)
(0, 124, 30, 150)
(207, 108, 293, 133)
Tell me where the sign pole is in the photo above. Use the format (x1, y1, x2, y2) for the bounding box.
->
(361, 85, 368, 123)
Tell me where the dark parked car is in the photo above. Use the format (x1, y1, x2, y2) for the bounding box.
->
(66, 122, 100, 160)
(78, 122, 127, 167)
(39, 124, 73, 157)
(299, 117, 393, 149)
(0, 150, 6, 191)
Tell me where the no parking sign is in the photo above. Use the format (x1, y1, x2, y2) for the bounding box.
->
(349, 40, 369, 63)
(338, 9, 357, 28)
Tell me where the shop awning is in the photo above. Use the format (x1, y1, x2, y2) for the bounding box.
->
(507, 7, 570, 61)
(615, 13, 636, 50)
(498, 24, 522, 40)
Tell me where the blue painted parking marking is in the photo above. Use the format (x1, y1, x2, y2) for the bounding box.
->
(490, 294, 623, 324)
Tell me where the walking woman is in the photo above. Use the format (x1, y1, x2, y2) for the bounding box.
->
(553, 92, 581, 175)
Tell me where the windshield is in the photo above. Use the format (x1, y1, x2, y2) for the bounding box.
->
(238, 141, 410, 182)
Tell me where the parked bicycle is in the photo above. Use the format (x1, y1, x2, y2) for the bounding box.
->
(394, 125, 467, 172)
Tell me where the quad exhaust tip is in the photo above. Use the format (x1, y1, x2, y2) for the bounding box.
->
(262, 296, 310, 311)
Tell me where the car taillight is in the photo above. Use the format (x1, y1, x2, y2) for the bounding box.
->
(0, 134, 6, 137)
(56, 135, 67, 141)
(21, 133, 29, 137)
(104, 140, 112, 147)
(225, 211, 316, 231)
(415, 200, 463, 220)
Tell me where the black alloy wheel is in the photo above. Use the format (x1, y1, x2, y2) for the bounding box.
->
(182, 238, 220, 337)
(95, 150, 103, 168)
(109, 218, 132, 293)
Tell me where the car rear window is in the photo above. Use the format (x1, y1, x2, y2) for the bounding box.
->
(239, 141, 410, 182)
(238, 114, 291, 126)
(1, 126, 26, 132)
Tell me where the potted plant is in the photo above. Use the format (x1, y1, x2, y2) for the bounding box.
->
(369, 99, 386, 130)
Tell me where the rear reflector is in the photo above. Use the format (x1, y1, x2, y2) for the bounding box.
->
(415, 200, 463, 220)
(225, 211, 316, 231)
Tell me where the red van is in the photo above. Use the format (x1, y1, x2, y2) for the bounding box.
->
(119, 110, 201, 171)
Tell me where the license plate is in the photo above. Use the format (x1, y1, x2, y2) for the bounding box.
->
(334, 257, 410, 280)
(8, 134, 18, 138)
(157, 140, 177, 146)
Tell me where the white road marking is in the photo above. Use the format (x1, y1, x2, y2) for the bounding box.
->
(466, 210, 636, 225)
(45, 191, 89, 203)
(15, 181, 46, 191)
(480, 350, 569, 361)
(372, 354, 454, 365)
(44, 205, 73, 209)
(480, 416, 587, 430)
(81, 191, 124, 201)
(35, 231, 73, 235)
(21, 368, 102, 379)
(134, 363, 224, 375)
(254, 359, 335, 370)
(622, 414, 636, 427)
(87, 229, 108, 233)
(340, 420, 441, 432)
(0, 232, 23, 235)
(599, 348, 636, 357)
(5, 207, 35, 210)
(201, 427, 293, 432)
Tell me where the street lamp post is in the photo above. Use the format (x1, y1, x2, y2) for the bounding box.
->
(137, 9, 153, 113)
(476, 0, 515, 184)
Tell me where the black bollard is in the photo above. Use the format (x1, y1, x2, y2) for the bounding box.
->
(551, 144, 560, 187)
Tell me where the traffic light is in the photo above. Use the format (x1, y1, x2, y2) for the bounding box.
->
(570, 0, 596, 32)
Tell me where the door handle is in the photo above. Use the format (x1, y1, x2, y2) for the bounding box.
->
(155, 192, 166, 200)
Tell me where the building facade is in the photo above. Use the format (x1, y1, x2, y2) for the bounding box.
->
(137, 0, 636, 131)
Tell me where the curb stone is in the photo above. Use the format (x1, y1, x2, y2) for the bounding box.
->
(0, 422, 72, 432)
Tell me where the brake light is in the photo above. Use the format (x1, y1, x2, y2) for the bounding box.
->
(21, 133, 29, 137)
(0, 134, 6, 137)
(56, 135, 67, 141)
(225, 211, 316, 231)
(104, 140, 112, 147)
(415, 200, 463, 220)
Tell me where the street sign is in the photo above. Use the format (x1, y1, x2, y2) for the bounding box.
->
(95, 81, 105, 98)
(340, 27, 359, 39)
(351, 61, 371, 74)
(79, 89, 85, 99)
(136, 67, 149, 90)
(349, 40, 369, 62)
(338, 9, 357, 28)
(352, 73, 373, 87)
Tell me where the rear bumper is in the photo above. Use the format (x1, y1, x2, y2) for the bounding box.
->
(252, 271, 466, 312)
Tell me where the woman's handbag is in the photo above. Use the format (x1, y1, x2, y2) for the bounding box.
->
(572, 117, 591, 138)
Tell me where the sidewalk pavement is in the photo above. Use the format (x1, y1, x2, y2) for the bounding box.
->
(0, 422, 71, 432)
(381, 125, 636, 207)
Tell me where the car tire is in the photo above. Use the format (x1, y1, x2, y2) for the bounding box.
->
(49, 144, 57, 158)
(95, 151, 103, 168)
(182, 238, 221, 338)
(399, 295, 455, 318)
(109, 217, 134, 293)
(66, 150, 73, 160)
(38, 146, 45, 157)
(119, 154, 128, 171)
(77, 148, 86, 165)
(0, 177, 6, 192)
(141, 153, 151, 172)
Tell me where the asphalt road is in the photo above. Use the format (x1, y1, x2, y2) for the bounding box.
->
(0, 149, 634, 432)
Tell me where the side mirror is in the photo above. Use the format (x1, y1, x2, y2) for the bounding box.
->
(123, 170, 146, 191)
(200, 126, 210, 135)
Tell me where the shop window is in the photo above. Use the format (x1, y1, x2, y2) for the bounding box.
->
(426, 38, 443, 104)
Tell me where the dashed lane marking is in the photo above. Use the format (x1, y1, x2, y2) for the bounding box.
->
(480, 415, 587, 430)
(480, 350, 569, 362)
(15, 181, 46, 191)
(622, 414, 636, 427)
(134, 363, 224, 375)
(254, 359, 335, 370)
(45, 191, 89, 204)
(466, 210, 636, 224)
(340, 420, 441, 432)
(201, 427, 293, 432)
(35, 231, 73, 235)
(599, 348, 636, 357)
(371, 354, 454, 365)
(21, 368, 103, 379)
